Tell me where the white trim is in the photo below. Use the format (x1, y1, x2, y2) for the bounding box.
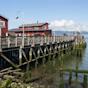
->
(0, 21, 5, 28)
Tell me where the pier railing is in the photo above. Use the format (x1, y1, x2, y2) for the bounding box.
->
(0, 35, 74, 48)
(0, 34, 85, 50)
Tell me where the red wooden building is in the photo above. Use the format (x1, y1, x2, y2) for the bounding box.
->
(10, 23, 52, 36)
(0, 15, 52, 37)
(0, 15, 8, 36)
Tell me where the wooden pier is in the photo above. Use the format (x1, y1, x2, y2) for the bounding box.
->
(0, 34, 87, 88)
(0, 35, 78, 70)
(0, 34, 85, 70)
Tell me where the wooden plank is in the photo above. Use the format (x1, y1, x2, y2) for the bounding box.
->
(0, 69, 21, 76)
(0, 67, 12, 73)
(22, 49, 28, 61)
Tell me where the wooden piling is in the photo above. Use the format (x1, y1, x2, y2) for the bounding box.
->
(29, 48, 32, 61)
(19, 46, 22, 65)
(69, 71, 72, 85)
(83, 75, 87, 88)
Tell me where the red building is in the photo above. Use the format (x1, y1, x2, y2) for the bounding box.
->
(10, 23, 52, 36)
(0, 15, 8, 36)
(0, 15, 52, 37)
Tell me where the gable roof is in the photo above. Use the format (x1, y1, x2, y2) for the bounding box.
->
(19, 23, 48, 27)
(0, 15, 8, 21)
(9, 28, 51, 32)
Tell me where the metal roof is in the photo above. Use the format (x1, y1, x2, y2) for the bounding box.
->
(9, 28, 51, 32)
(19, 23, 48, 27)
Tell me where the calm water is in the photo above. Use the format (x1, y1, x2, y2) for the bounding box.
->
(31, 32, 88, 88)
(63, 33, 88, 70)
(79, 33, 88, 70)
(54, 31, 88, 70)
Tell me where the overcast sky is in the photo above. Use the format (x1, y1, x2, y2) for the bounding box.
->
(0, 0, 88, 31)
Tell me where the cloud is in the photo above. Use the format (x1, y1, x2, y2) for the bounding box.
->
(50, 19, 74, 28)
(49, 19, 81, 31)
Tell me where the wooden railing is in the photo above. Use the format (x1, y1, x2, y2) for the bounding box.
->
(0, 34, 85, 50)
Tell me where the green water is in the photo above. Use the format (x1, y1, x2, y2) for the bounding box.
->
(26, 34, 88, 88)
(28, 47, 87, 88)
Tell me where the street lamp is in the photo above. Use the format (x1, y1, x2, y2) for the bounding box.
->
(16, 11, 25, 47)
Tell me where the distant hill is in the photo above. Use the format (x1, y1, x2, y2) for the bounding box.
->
(52, 31, 88, 36)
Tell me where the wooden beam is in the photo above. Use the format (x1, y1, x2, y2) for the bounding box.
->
(22, 49, 28, 61)
(0, 53, 17, 68)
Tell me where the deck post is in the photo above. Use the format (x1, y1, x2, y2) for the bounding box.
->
(22, 25, 24, 48)
(27, 35, 30, 45)
(45, 36, 46, 44)
(69, 71, 72, 85)
(35, 59, 38, 69)
(43, 48, 46, 66)
(48, 46, 52, 61)
(0, 28, 1, 52)
(15, 34, 17, 47)
(35, 49, 40, 69)
(83, 75, 87, 88)
(6, 33, 10, 48)
(32, 36, 35, 46)
(53, 35, 55, 43)
(29, 48, 32, 61)
(40, 36, 43, 45)
(37, 49, 40, 57)
(19, 46, 22, 65)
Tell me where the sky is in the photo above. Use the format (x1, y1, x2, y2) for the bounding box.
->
(0, 0, 88, 31)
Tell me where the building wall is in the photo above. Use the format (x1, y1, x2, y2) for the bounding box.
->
(11, 23, 51, 36)
(0, 16, 8, 36)
(15, 30, 52, 37)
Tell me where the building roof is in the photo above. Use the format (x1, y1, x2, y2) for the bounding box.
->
(0, 15, 8, 21)
(9, 28, 51, 32)
(19, 23, 48, 27)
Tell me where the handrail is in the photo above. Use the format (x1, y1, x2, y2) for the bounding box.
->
(0, 35, 85, 50)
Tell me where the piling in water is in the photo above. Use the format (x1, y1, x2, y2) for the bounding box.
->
(83, 75, 87, 88)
